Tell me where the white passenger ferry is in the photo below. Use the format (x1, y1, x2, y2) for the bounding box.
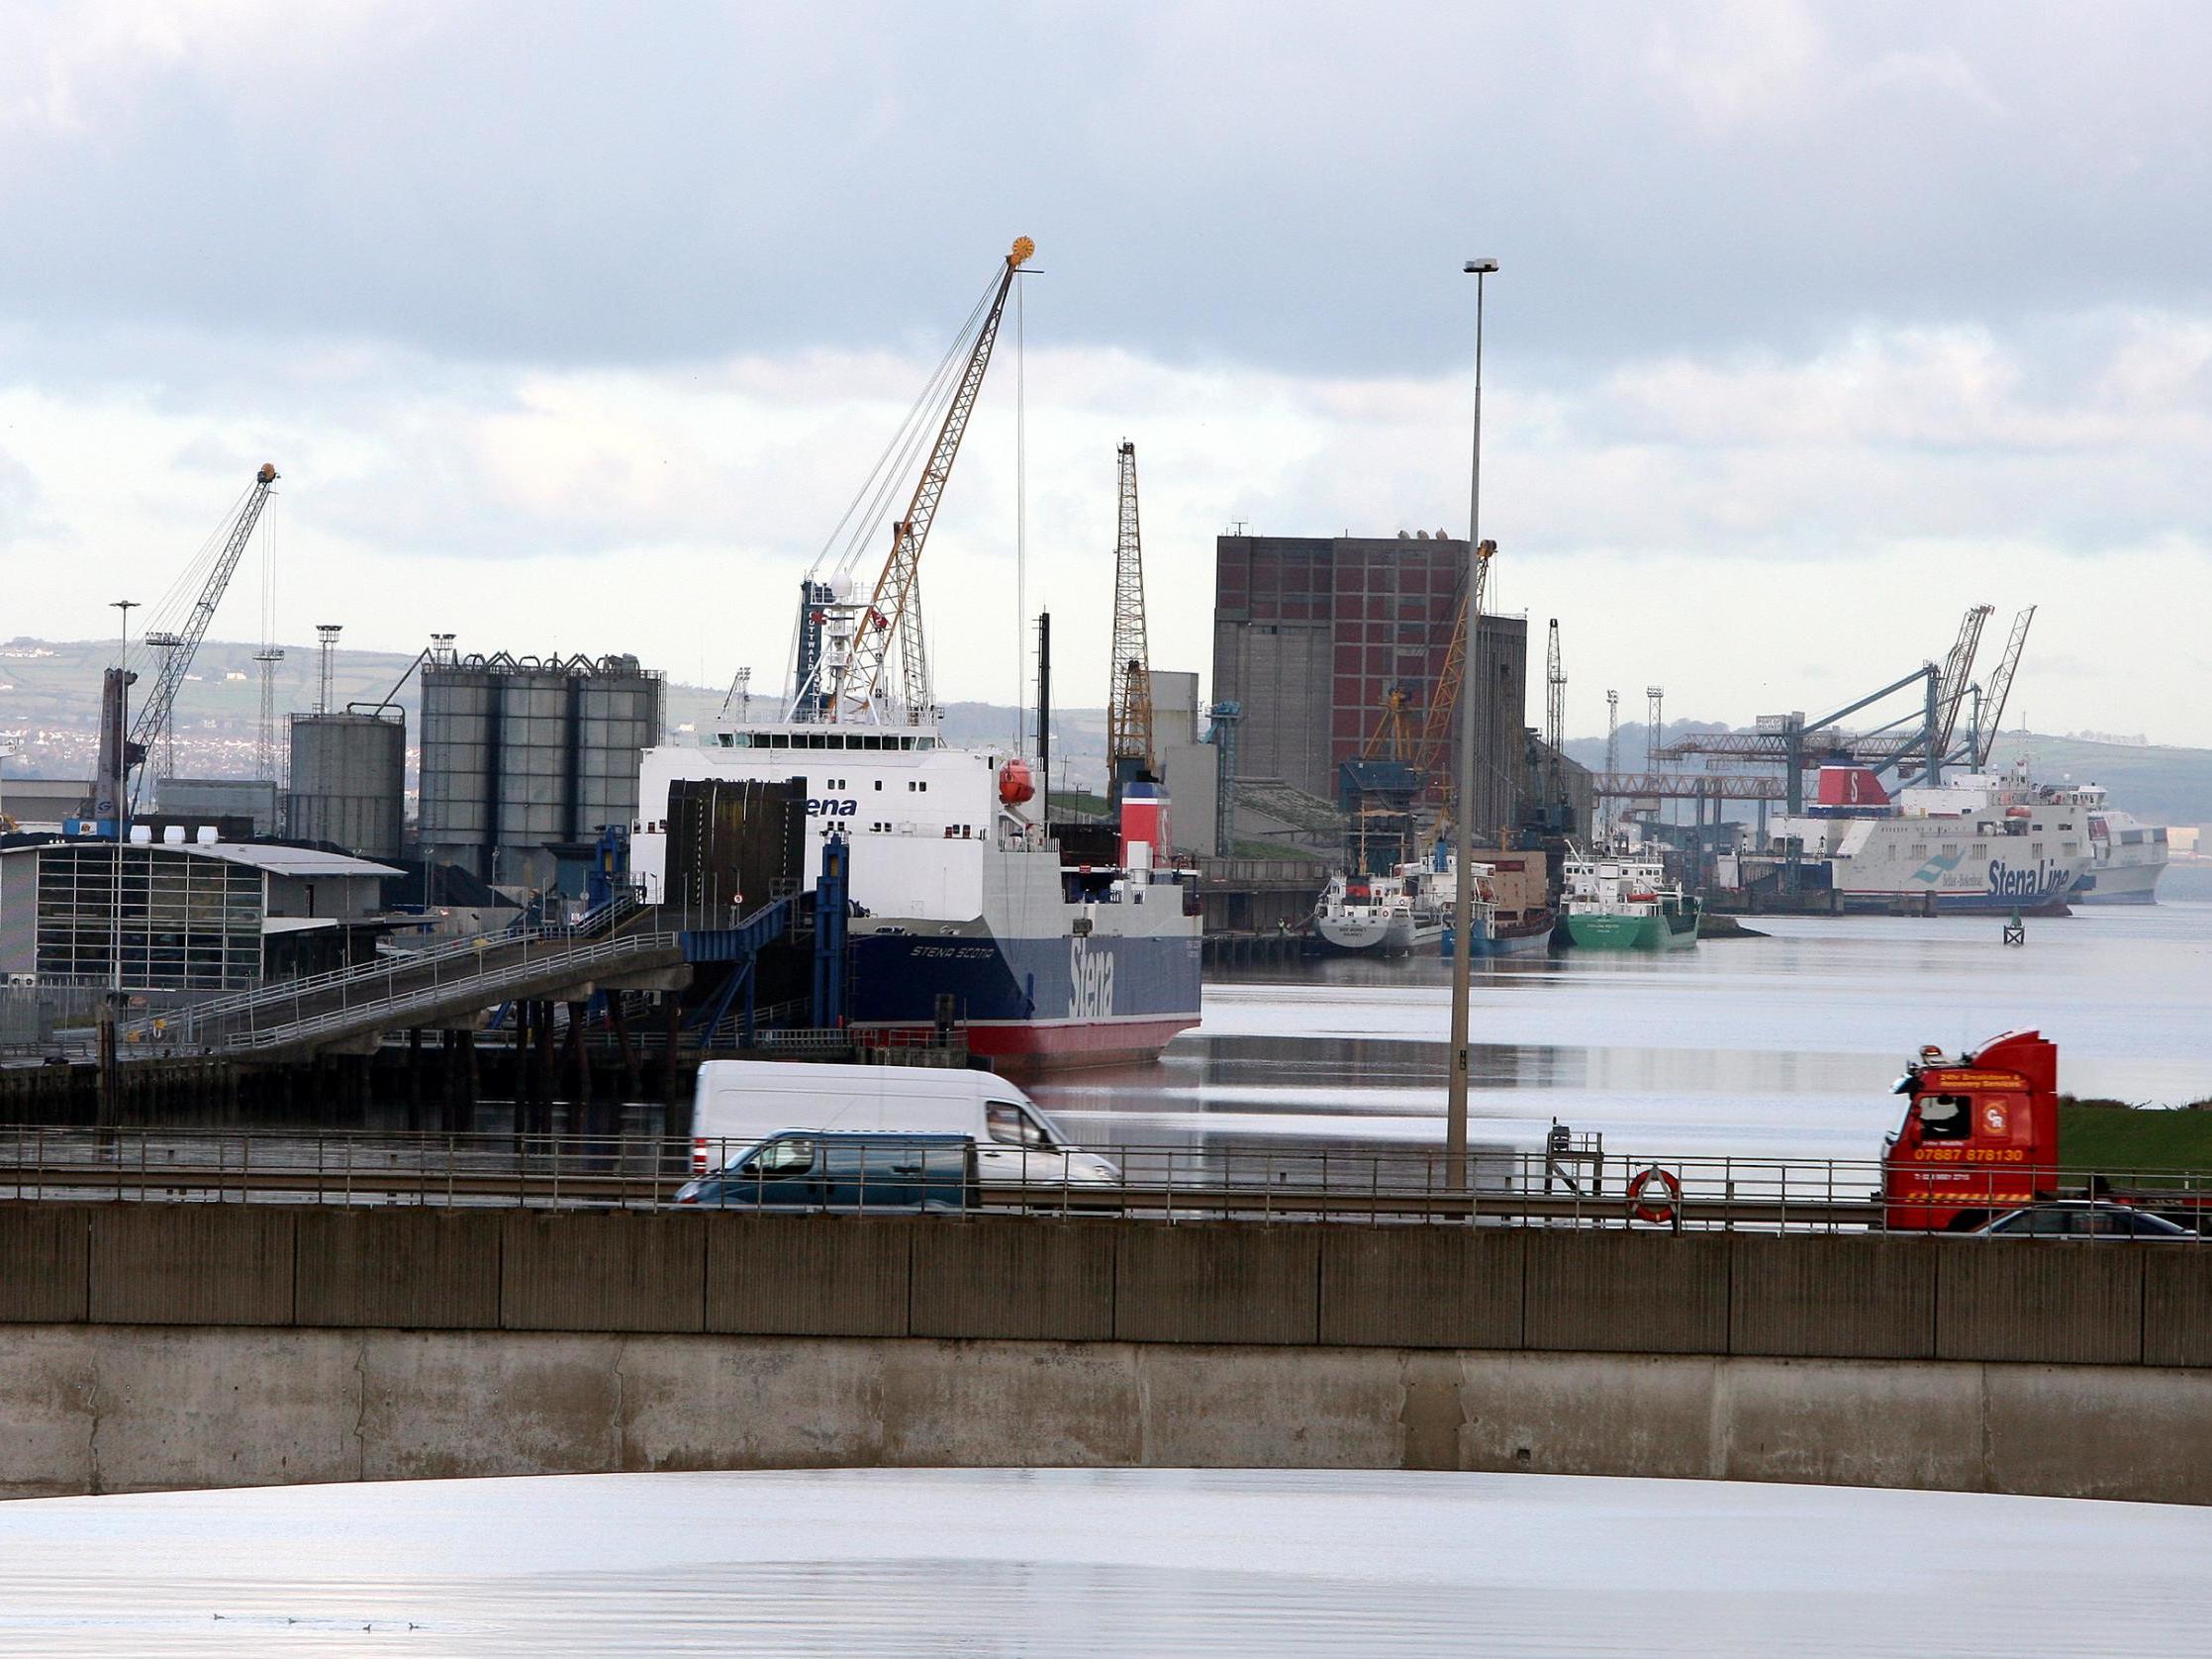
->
(1764, 762, 2090, 914)
(2048, 784, 2167, 905)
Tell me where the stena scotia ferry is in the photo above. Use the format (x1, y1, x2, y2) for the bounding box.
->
(629, 693, 1202, 1074)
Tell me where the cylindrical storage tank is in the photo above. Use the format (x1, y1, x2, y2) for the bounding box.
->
(285, 713, 406, 859)
(418, 652, 666, 887)
(420, 662, 495, 877)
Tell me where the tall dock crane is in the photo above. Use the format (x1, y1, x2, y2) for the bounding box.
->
(820, 237, 1033, 723)
(1105, 440, 1155, 806)
(131, 463, 279, 807)
(1411, 538, 1496, 823)
(1973, 606, 2036, 766)
(1932, 603, 1993, 761)
(1544, 618, 1566, 807)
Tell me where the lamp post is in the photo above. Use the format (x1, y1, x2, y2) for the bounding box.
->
(101, 598, 137, 1127)
(1445, 257, 1497, 1189)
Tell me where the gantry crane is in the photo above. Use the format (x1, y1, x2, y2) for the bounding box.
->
(1932, 603, 1992, 761)
(1973, 606, 2036, 766)
(1105, 439, 1155, 806)
(820, 238, 1034, 723)
(130, 463, 279, 808)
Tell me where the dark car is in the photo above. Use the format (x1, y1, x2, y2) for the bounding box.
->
(672, 1131, 976, 1214)
(1974, 1201, 2196, 1239)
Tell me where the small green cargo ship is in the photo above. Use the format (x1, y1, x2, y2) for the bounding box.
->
(1561, 844, 1700, 951)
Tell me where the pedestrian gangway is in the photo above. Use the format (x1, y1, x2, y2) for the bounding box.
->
(116, 899, 687, 1062)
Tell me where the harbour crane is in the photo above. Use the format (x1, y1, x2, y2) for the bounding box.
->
(813, 238, 1034, 724)
(1544, 618, 1566, 806)
(1932, 603, 1992, 760)
(1973, 605, 2036, 767)
(1410, 539, 1496, 806)
(129, 463, 279, 808)
(1105, 439, 1155, 806)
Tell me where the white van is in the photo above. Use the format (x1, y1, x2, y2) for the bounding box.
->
(689, 1060, 1120, 1187)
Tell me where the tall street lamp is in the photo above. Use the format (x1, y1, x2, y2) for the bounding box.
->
(1446, 257, 1497, 1187)
(101, 598, 137, 1126)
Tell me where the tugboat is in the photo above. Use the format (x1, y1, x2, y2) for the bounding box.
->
(1560, 840, 1699, 951)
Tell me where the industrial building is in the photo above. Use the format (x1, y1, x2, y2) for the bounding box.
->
(418, 650, 665, 893)
(286, 710, 406, 860)
(1146, 669, 1220, 858)
(155, 778, 282, 839)
(0, 834, 399, 992)
(1210, 533, 1530, 839)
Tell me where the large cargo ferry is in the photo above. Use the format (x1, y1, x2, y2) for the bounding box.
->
(630, 725, 1202, 1073)
(1762, 763, 2090, 914)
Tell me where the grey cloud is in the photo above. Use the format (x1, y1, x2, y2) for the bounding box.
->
(2, 1, 2210, 377)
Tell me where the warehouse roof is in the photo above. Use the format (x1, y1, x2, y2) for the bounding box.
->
(0, 837, 401, 879)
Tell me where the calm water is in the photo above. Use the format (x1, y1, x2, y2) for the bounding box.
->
(1035, 900, 2212, 1166)
(3, 1468, 2208, 1656)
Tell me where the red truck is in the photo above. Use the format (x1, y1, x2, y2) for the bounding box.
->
(1883, 1028, 2063, 1230)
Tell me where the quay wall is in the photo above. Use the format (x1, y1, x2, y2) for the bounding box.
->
(6, 1206, 2212, 1502)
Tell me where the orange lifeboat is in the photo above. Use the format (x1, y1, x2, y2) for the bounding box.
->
(998, 758, 1036, 807)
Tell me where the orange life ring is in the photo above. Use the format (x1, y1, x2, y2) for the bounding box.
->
(1627, 1165, 1683, 1225)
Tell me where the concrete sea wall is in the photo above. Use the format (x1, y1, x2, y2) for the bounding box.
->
(5, 1204, 2210, 1502)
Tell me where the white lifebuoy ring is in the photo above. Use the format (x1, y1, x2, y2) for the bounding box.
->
(1627, 1165, 1683, 1225)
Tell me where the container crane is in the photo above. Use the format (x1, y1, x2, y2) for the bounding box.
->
(1973, 606, 2036, 767)
(128, 462, 279, 808)
(1105, 439, 1155, 806)
(819, 238, 1034, 723)
(1932, 603, 1992, 760)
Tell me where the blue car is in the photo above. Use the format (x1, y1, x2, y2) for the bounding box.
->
(672, 1131, 977, 1213)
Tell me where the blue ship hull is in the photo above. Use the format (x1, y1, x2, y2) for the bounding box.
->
(850, 928, 1202, 1070)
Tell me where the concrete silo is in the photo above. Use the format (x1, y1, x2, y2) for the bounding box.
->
(418, 650, 664, 890)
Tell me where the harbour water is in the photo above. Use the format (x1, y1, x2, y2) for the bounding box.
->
(3, 1467, 2209, 1655)
(6, 906, 2210, 1654)
(1037, 899, 2212, 1168)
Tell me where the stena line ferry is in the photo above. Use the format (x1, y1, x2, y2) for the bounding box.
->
(630, 719, 1202, 1075)
(1762, 761, 2090, 914)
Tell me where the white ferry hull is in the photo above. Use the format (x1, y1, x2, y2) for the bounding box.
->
(2072, 859, 2164, 905)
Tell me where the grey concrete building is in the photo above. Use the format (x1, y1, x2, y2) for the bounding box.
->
(1210, 534, 1530, 835)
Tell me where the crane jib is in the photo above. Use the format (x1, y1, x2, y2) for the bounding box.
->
(831, 241, 1030, 721)
(128, 466, 280, 806)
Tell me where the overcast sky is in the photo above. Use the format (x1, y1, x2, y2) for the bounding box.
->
(2, 0, 2208, 743)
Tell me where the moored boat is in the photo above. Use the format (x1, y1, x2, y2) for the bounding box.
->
(632, 723, 1201, 1074)
(1561, 843, 1699, 951)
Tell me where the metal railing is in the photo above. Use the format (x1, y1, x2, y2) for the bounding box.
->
(116, 901, 669, 1056)
(7, 1124, 2212, 1231)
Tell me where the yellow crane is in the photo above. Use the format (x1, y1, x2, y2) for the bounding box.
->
(827, 238, 1033, 722)
(1412, 538, 1496, 820)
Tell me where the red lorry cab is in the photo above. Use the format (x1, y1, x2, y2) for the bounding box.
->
(1883, 1028, 2061, 1230)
